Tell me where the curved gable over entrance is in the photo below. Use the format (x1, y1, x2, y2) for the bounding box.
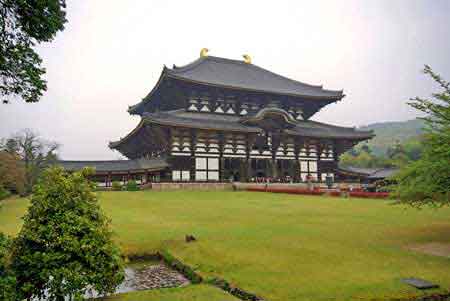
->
(240, 107, 298, 130)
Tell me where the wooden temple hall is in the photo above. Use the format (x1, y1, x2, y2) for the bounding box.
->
(59, 49, 374, 185)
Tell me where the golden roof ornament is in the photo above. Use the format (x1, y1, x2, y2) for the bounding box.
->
(200, 48, 209, 58)
(243, 54, 252, 64)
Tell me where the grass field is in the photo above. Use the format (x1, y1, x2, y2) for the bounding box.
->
(1, 191, 450, 301)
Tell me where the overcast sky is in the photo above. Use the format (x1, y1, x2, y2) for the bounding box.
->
(1, 0, 449, 160)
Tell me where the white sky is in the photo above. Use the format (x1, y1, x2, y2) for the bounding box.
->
(1, 0, 450, 160)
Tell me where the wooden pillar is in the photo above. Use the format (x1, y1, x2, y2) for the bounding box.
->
(271, 159, 278, 180)
(246, 159, 253, 182)
(317, 142, 323, 182)
(218, 132, 225, 182)
(190, 129, 197, 181)
(271, 132, 280, 180)
(293, 138, 303, 182)
(246, 134, 256, 182)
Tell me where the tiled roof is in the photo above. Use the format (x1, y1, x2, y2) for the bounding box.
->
(142, 110, 373, 139)
(110, 111, 374, 157)
(167, 56, 343, 99)
(57, 158, 168, 173)
(338, 167, 399, 179)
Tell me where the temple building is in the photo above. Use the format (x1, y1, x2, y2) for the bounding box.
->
(59, 50, 373, 185)
(89, 49, 371, 185)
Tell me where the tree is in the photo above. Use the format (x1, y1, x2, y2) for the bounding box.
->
(2, 129, 59, 194)
(11, 167, 124, 301)
(403, 137, 425, 161)
(0, 233, 16, 301)
(0, 150, 25, 195)
(0, 0, 67, 103)
(393, 65, 450, 206)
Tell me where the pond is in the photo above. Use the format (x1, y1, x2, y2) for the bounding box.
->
(36, 260, 190, 300)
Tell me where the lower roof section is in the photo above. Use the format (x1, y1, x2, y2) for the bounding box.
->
(110, 110, 374, 155)
(338, 167, 399, 179)
(57, 158, 168, 174)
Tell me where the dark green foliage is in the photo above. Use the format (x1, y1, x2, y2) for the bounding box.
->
(0, 184, 11, 200)
(0, 233, 16, 301)
(126, 180, 139, 191)
(393, 66, 450, 207)
(0, 0, 67, 103)
(11, 167, 124, 300)
(111, 181, 123, 191)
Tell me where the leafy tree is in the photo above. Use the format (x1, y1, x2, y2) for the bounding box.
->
(2, 138, 19, 153)
(0, 0, 67, 103)
(0, 150, 26, 195)
(2, 129, 59, 193)
(402, 136, 425, 161)
(386, 140, 405, 159)
(393, 65, 450, 206)
(0, 233, 16, 301)
(11, 167, 124, 300)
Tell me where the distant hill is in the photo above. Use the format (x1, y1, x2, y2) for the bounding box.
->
(358, 118, 425, 155)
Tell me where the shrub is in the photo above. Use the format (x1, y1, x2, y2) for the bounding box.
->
(111, 181, 122, 191)
(11, 167, 124, 301)
(126, 180, 139, 191)
(0, 185, 11, 201)
(0, 233, 16, 301)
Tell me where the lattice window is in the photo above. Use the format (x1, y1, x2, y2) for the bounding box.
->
(195, 157, 219, 181)
(172, 170, 190, 181)
(299, 160, 318, 181)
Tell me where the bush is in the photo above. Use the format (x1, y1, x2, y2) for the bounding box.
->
(111, 181, 122, 191)
(126, 180, 139, 191)
(0, 233, 16, 301)
(11, 167, 124, 300)
(0, 185, 11, 201)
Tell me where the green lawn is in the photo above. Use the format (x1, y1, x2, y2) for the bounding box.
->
(101, 284, 239, 301)
(1, 191, 450, 301)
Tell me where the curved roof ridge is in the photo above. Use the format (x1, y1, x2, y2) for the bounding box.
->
(130, 55, 345, 115)
(169, 55, 343, 93)
(128, 66, 168, 114)
(306, 120, 374, 132)
(170, 57, 206, 73)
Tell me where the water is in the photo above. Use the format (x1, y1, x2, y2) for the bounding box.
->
(34, 261, 189, 300)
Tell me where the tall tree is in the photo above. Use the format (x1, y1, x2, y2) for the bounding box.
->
(0, 150, 25, 195)
(393, 65, 450, 207)
(4, 129, 59, 193)
(0, 0, 67, 103)
(11, 167, 124, 301)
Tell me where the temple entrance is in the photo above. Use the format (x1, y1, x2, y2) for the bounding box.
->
(250, 158, 273, 182)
